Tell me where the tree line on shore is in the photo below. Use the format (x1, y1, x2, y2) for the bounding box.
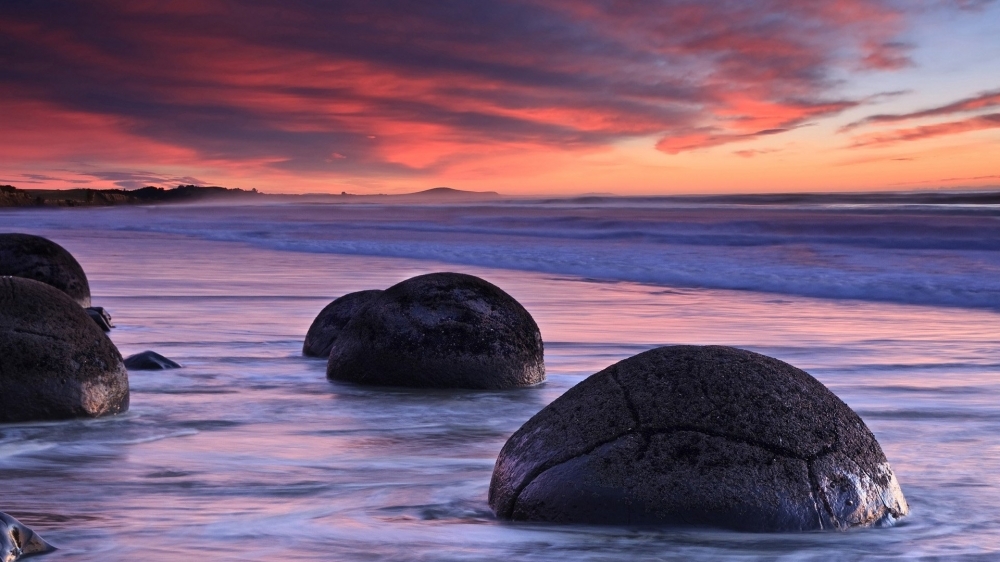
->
(0, 184, 260, 208)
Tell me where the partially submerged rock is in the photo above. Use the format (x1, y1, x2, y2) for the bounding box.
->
(85, 307, 114, 332)
(489, 345, 908, 532)
(0, 512, 54, 561)
(0, 233, 91, 307)
(123, 350, 182, 370)
(303, 290, 382, 358)
(327, 272, 544, 389)
(0, 276, 129, 423)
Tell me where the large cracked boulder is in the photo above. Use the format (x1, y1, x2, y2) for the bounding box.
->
(303, 290, 382, 358)
(489, 345, 908, 532)
(0, 233, 91, 307)
(1, 512, 55, 561)
(327, 272, 544, 389)
(0, 276, 129, 423)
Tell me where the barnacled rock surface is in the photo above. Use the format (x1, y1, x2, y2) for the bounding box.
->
(0, 233, 92, 307)
(303, 290, 382, 358)
(0, 512, 55, 561)
(489, 345, 908, 531)
(327, 272, 544, 389)
(0, 276, 129, 422)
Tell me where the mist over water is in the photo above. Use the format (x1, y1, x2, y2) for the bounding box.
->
(2, 199, 1000, 560)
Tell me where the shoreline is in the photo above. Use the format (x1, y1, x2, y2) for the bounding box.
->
(3, 199, 999, 312)
(5, 183, 1000, 210)
(0, 185, 501, 208)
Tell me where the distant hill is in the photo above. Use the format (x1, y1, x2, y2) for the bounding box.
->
(268, 186, 503, 204)
(398, 187, 500, 200)
(0, 183, 503, 208)
(0, 184, 261, 207)
(405, 187, 500, 197)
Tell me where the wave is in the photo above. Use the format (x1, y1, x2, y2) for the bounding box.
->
(6, 199, 1000, 310)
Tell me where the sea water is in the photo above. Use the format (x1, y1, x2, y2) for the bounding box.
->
(1, 197, 999, 560)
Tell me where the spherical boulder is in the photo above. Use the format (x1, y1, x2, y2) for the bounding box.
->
(489, 345, 908, 532)
(327, 272, 544, 389)
(0, 276, 129, 422)
(303, 290, 383, 358)
(1, 512, 55, 561)
(0, 233, 92, 307)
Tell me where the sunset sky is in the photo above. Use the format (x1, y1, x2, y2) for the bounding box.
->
(2, 1, 999, 195)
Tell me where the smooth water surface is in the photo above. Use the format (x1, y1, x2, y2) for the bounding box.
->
(2, 200, 1000, 560)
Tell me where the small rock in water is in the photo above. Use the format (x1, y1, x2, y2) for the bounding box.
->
(489, 345, 909, 532)
(0, 233, 92, 307)
(85, 307, 114, 332)
(0, 276, 130, 423)
(327, 272, 545, 389)
(1, 512, 56, 561)
(303, 289, 382, 358)
(123, 350, 182, 370)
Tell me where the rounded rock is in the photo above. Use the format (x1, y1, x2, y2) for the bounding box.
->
(123, 350, 182, 370)
(0, 233, 92, 307)
(0, 276, 129, 423)
(327, 272, 544, 389)
(489, 345, 908, 531)
(1, 512, 55, 561)
(303, 290, 383, 358)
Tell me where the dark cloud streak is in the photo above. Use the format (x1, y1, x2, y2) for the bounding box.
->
(844, 89, 1000, 131)
(850, 113, 1000, 147)
(0, 0, 964, 175)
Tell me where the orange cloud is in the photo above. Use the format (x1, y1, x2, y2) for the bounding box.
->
(0, 1, 995, 193)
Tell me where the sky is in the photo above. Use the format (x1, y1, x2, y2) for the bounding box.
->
(2, 0, 999, 195)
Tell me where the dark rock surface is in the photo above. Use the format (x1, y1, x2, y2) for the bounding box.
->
(489, 345, 908, 531)
(85, 307, 114, 332)
(0, 233, 91, 307)
(327, 272, 544, 389)
(303, 290, 383, 358)
(0, 183, 261, 208)
(123, 350, 182, 370)
(0, 276, 129, 423)
(0, 512, 55, 561)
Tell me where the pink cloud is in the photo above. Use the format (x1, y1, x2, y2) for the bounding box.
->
(860, 41, 914, 70)
(734, 148, 782, 158)
(0, 0, 968, 188)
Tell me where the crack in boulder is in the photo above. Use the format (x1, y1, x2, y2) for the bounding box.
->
(807, 460, 832, 530)
(504, 432, 628, 518)
(510, 425, 839, 517)
(492, 346, 907, 531)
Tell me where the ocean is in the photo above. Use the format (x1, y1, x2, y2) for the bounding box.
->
(2, 196, 1000, 560)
